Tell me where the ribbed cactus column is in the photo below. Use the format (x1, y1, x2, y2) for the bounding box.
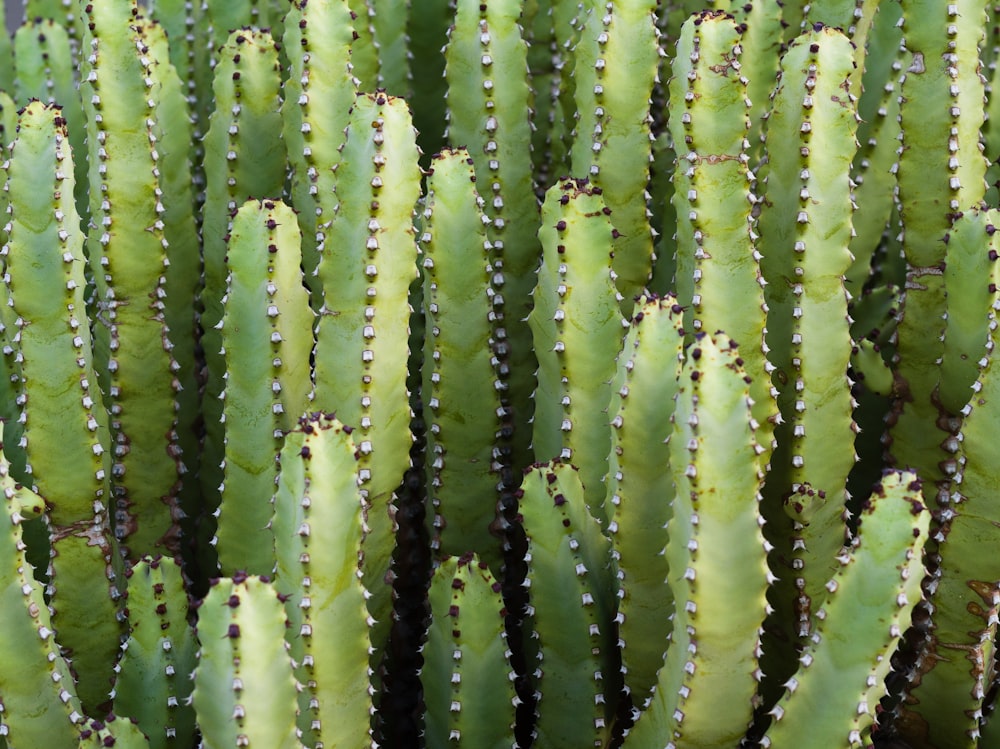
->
(719, 0, 783, 164)
(530, 178, 628, 525)
(762, 472, 928, 748)
(312, 90, 420, 684)
(669, 10, 777, 457)
(897, 241, 1000, 747)
(420, 149, 505, 567)
(756, 26, 860, 652)
(803, 0, 880, 100)
(534, 0, 592, 185)
(214, 199, 313, 575)
(113, 557, 197, 749)
(346, 0, 379, 88)
(889, 0, 989, 490)
(272, 414, 373, 749)
(519, 462, 619, 749)
(13, 18, 88, 222)
(570, 0, 659, 309)
(407, 0, 449, 163)
(192, 574, 303, 749)
(78, 0, 182, 558)
(423, 554, 516, 748)
(0, 429, 83, 747)
(200, 28, 286, 517)
(606, 294, 683, 704)
(4, 100, 121, 713)
(135, 17, 204, 535)
(445, 0, 539, 473)
(938, 209, 1000, 415)
(844, 0, 903, 293)
(148, 0, 214, 164)
(282, 0, 357, 306)
(624, 332, 769, 749)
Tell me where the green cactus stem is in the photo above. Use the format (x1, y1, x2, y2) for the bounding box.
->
(78, 0, 183, 558)
(76, 715, 150, 748)
(4, 100, 121, 713)
(199, 27, 286, 519)
(624, 331, 768, 749)
(0, 426, 83, 747)
(205, 0, 285, 57)
(669, 10, 777, 458)
(719, 0, 783, 166)
(756, 26, 860, 656)
(938, 208, 1000, 415)
(272, 414, 373, 749)
(444, 0, 539, 473)
(147, 0, 214, 158)
(0, 2, 10, 93)
(311, 90, 420, 692)
(191, 574, 302, 749)
(803, 0, 880, 101)
(214, 198, 313, 575)
(24, 0, 79, 48)
(113, 556, 197, 749)
(537, 0, 592, 186)
(420, 149, 505, 568)
(345, 0, 379, 89)
(13, 18, 88, 222)
(423, 554, 516, 748)
(606, 294, 683, 704)
(570, 0, 659, 309)
(313, 90, 418, 506)
(0, 91, 15, 151)
(897, 293, 1000, 748)
(134, 16, 203, 542)
(529, 177, 628, 526)
(518, 462, 619, 749)
(762, 471, 929, 748)
(889, 0, 989, 491)
(843, 0, 903, 294)
(281, 0, 357, 308)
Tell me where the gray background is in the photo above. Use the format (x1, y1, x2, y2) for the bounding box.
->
(5, 1, 21, 30)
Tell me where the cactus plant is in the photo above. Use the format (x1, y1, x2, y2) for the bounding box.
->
(0, 1, 1000, 748)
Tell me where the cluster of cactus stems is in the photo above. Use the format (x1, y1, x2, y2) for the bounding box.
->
(4, 0, 1000, 747)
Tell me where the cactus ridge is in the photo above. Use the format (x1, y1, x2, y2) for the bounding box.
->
(0, 427, 83, 746)
(606, 294, 683, 703)
(570, 0, 659, 308)
(424, 553, 517, 749)
(78, 0, 183, 559)
(272, 413, 374, 748)
(529, 177, 628, 527)
(215, 198, 313, 575)
(199, 27, 287, 522)
(625, 331, 769, 748)
(5, 99, 122, 713)
(445, 0, 539, 473)
(519, 462, 618, 749)
(420, 149, 505, 568)
(113, 556, 197, 749)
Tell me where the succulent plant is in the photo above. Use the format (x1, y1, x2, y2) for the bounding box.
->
(0, 1, 998, 748)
